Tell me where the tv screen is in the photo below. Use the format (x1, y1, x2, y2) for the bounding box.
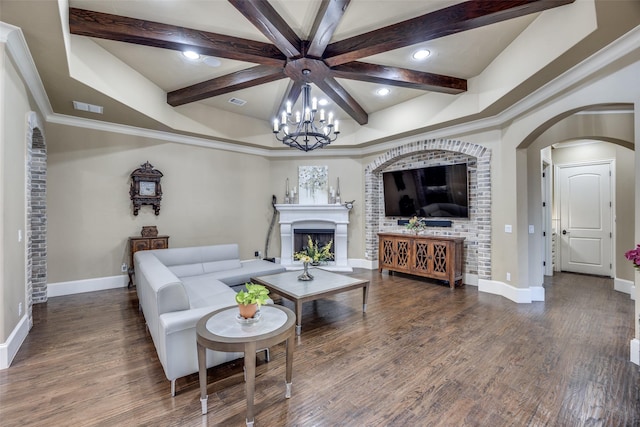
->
(382, 163, 469, 218)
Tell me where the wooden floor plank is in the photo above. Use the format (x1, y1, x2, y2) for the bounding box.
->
(1, 271, 638, 426)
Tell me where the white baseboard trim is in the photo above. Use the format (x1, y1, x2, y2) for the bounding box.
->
(348, 258, 377, 270)
(464, 273, 478, 286)
(478, 279, 545, 303)
(631, 339, 639, 365)
(614, 278, 635, 300)
(0, 314, 29, 369)
(48, 274, 128, 298)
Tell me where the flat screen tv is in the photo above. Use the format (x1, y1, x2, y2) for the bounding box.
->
(382, 163, 469, 218)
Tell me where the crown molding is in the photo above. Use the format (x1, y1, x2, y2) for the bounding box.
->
(4, 20, 639, 158)
(1, 22, 53, 118)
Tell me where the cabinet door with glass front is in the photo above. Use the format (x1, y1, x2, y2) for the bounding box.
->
(379, 234, 412, 273)
(412, 239, 450, 281)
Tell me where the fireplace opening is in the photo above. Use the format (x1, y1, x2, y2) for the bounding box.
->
(294, 229, 335, 258)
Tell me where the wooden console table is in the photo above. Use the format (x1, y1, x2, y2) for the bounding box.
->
(127, 235, 169, 287)
(378, 232, 464, 288)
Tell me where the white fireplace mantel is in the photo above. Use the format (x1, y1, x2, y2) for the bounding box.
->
(276, 204, 352, 272)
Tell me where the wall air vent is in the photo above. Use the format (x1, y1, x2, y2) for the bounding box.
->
(228, 97, 247, 106)
(73, 101, 104, 114)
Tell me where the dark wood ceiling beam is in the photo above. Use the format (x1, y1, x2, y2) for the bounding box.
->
(331, 62, 467, 94)
(274, 80, 303, 119)
(315, 77, 368, 125)
(69, 7, 285, 67)
(167, 65, 285, 107)
(323, 0, 575, 67)
(228, 0, 302, 58)
(306, 0, 351, 58)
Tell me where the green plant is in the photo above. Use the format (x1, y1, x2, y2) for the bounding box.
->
(294, 235, 334, 263)
(405, 216, 426, 233)
(235, 283, 270, 307)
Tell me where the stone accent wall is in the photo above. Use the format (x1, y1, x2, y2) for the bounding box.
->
(26, 112, 47, 329)
(364, 139, 492, 280)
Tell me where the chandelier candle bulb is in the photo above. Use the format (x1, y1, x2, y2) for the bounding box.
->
(328, 112, 333, 125)
(334, 120, 339, 133)
(312, 97, 317, 111)
(286, 101, 292, 114)
(295, 111, 301, 123)
(320, 109, 325, 121)
(273, 119, 279, 132)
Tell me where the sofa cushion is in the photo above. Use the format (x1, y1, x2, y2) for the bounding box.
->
(207, 259, 286, 287)
(168, 263, 205, 277)
(181, 275, 237, 309)
(202, 259, 242, 273)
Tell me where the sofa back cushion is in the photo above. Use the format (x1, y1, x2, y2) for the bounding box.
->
(201, 244, 242, 273)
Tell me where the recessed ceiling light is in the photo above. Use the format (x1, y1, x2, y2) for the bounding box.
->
(376, 88, 390, 97)
(318, 99, 329, 106)
(203, 56, 221, 67)
(182, 50, 200, 60)
(412, 49, 431, 61)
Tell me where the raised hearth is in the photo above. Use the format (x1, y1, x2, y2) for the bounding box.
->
(276, 204, 351, 272)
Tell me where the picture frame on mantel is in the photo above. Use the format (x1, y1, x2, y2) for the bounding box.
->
(298, 166, 328, 204)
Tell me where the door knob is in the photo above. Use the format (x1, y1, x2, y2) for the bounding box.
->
(562, 229, 568, 235)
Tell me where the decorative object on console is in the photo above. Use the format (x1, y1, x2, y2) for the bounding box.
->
(130, 161, 163, 215)
(344, 200, 355, 210)
(273, 83, 339, 152)
(235, 283, 270, 319)
(298, 165, 328, 204)
(141, 225, 158, 237)
(405, 216, 426, 234)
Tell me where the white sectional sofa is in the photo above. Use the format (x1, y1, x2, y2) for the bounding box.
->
(134, 243, 286, 396)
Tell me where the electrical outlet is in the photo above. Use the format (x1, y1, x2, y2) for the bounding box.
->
(506, 272, 511, 281)
(254, 251, 260, 258)
(18, 302, 22, 316)
(121, 263, 128, 273)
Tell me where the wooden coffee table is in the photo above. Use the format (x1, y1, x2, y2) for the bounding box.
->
(252, 268, 369, 335)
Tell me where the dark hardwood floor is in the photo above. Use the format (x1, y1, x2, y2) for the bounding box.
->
(1, 270, 638, 426)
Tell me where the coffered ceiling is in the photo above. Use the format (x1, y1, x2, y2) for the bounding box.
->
(2, 0, 637, 152)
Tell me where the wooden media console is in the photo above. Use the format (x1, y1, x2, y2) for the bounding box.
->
(378, 232, 464, 288)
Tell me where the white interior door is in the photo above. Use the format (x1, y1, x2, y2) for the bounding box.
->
(558, 162, 612, 276)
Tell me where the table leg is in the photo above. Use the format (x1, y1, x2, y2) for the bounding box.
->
(244, 341, 257, 427)
(285, 332, 294, 398)
(197, 342, 208, 415)
(295, 301, 302, 335)
(362, 283, 369, 313)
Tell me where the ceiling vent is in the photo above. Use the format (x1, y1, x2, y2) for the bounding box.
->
(73, 101, 103, 114)
(228, 97, 247, 106)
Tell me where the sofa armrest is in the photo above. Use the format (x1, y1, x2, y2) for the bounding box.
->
(159, 307, 223, 335)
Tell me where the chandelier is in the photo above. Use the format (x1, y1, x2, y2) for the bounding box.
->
(272, 82, 339, 152)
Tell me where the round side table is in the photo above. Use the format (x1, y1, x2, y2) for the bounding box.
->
(196, 304, 296, 427)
